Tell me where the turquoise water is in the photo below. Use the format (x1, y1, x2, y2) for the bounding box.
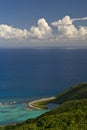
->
(0, 101, 48, 125)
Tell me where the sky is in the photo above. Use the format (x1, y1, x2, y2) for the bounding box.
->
(0, 0, 87, 48)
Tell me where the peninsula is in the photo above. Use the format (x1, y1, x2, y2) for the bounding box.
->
(28, 96, 56, 109)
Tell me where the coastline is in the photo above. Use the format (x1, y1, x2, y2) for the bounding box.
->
(28, 96, 56, 110)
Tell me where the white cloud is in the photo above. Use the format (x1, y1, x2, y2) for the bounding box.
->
(52, 16, 87, 40)
(0, 16, 87, 43)
(30, 18, 52, 39)
(79, 26, 87, 39)
(72, 17, 87, 22)
(52, 16, 72, 26)
(0, 18, 52, 40)
(52, 16, 78, 39)
(0, 24, 30, 39)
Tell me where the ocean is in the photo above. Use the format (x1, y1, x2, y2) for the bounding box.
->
(0, 47, 87, 124)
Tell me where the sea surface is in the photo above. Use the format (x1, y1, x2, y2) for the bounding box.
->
(0, 47, 87, 124)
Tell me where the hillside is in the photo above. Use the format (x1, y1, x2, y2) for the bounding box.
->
(31, 82, 87, 108)
(1, 99, 87, 130)
(0, 82, 87, 130)
(55, 82, 87, 104)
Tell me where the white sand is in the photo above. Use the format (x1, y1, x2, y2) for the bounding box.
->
(28, 96, 56, 110)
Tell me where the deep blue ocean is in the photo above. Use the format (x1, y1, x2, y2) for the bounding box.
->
(0, 47, 87, 124)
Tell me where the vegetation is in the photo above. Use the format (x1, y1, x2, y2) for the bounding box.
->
(0, 83, 87, 130)
(55, 82, 87, 104)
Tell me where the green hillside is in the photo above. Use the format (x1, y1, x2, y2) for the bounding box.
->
(0, 83, 87, 130)
(1, 99, 87, 130)
(55, 82, 87, 104)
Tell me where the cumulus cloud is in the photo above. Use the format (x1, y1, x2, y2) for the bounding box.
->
(30, 18, 52, 38)
(51, 16, 87, 40)
(0, 16, 87, 42)
(79, 26, 87, 39)
(0, 24, 30, 39)
(0, 18, 52, 40)
(52, 16, 78, 39)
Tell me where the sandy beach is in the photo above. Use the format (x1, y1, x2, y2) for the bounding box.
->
(28, 96, 56, 110)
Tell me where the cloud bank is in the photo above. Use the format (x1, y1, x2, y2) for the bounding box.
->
(0, 16, 87, 43)
(52, 16, 87, 40)
(0, 24, 30, 39)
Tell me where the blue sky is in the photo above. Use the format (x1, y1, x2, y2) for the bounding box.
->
(0, 0, 87, 47)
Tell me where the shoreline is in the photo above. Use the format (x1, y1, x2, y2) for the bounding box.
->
(28, 96, 56, 110)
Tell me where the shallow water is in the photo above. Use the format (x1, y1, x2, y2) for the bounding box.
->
(0, 101, 48, 125)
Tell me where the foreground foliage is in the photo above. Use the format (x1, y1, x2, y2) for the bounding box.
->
(0, 99, 87, 130)
(0, 83, 87, 130)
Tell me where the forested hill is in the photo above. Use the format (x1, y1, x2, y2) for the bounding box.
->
(1, 99, 87, 130)
(55, 82, 87, 104)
